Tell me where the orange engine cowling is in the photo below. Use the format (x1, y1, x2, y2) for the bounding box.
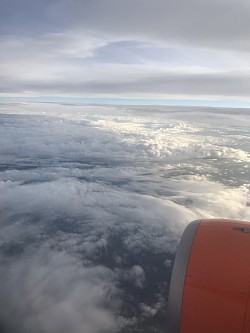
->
(166, 219, 250, 333)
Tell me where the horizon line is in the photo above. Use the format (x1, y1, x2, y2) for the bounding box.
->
(1, 96, 250, 109)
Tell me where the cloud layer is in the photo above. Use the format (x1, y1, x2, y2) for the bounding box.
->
(0, 103, 249, 332)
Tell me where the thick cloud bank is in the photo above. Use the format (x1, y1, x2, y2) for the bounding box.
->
(0, 103, 249, 332)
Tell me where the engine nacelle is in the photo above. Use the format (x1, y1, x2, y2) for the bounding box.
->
(167, 219, 250, 333)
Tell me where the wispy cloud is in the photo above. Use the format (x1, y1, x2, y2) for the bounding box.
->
(1, 1, 250, 102)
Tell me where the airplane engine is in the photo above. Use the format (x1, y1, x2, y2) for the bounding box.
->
(166, 219, 250, 333)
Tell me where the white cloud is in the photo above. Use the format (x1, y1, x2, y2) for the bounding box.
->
(129, 265, 145, 288)
(1, 31, 250, 98)
(0, 248, 119, 333)
(48, 0, 250, 52)
(0, 32, 111, 83)
(1, 1, 250, 100)
(0, 103, 249, 332)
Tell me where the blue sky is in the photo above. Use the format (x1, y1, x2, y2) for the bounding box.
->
(1, 0, 250, 107)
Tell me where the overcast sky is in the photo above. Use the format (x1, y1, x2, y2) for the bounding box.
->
(1, 0, 250, 105)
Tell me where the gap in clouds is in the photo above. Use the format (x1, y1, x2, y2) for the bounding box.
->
(0, 103, 249, 333)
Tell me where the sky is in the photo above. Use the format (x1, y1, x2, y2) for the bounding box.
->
(1, 0, 250, 107)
